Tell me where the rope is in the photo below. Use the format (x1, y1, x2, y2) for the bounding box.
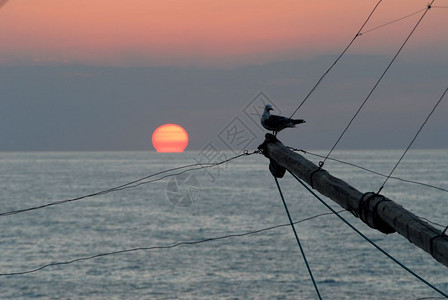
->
(286, 147, 448, 194)
(359, 8, 426, 35)
(442, 226, 448, 237)
(419, 218, 448, 230)
(288, 170, 448, 298)
(309, 167, 322, 189)
(0, 210, 346, 277)
(320, 1, 435, 167)
(0, 150, 261, 217)
(273, 177, 322, 300)
(377, 85, 448, 194)
(286, 147, 447, 230)
(289, 0, 383, 119)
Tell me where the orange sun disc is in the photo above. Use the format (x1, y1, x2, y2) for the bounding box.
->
(152, 124, 189, 152)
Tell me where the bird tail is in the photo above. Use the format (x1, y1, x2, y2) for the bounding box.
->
(292, 119, 305, 124)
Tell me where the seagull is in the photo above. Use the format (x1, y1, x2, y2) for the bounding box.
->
(261, 104, 305, 136)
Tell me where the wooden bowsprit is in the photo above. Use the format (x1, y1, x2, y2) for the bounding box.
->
(258, 134, 448, 268)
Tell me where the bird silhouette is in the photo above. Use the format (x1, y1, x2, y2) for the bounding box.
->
(261, 104, 305, 136)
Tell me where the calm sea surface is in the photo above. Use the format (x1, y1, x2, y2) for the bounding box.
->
(0, 150, 447, 299)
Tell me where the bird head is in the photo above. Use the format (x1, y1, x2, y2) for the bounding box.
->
(265, 104, 273, 111)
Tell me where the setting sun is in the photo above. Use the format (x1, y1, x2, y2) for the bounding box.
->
(152, 124, 189, 153)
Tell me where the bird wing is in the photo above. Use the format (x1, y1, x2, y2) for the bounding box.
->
(263, 115, 292, 129)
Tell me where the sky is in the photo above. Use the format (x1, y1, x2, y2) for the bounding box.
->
(0, 0, 447, 151)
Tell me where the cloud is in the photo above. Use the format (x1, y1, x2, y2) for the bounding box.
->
(0, 0, 9, 9)
(1, 54, 446, 151)
(1, 1, 446, 68)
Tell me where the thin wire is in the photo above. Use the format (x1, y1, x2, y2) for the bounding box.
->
(286, 147, 448, 229)
(274, 177, 322, 300)
(286, 147, 448, 194)
(0, 164, 202, 216)
(98, 155, 251, 192)
(0, 210, 346, 277)
(321, 2, 435, 166)
(420, 217, 447, 230)
(288, 170, 448, 298)
(0, 150, 260, 217)
(442, 226, 448, 236)
(289, 0, 383, 119)
(359, 8, 426, 35)
(377, 85, 448, 194)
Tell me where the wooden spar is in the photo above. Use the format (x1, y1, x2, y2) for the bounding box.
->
(258, 134, 448, 268)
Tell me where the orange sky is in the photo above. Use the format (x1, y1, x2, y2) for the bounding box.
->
(0, 0, 446, 67)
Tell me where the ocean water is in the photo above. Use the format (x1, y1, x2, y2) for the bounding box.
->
(0, 150, 447, 299)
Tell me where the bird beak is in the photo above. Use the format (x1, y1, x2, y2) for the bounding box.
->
(268, 108, 273, 111)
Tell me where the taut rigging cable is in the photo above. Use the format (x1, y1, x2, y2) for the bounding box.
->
(288, 170, 448, 298)
(320, 1, 436, 167)
(274, 177, 322, 299)
(377, 85, 448, 194)
(0, 210, 345, 277)
(286, 147, 448, 194)
(0, 150, 261, 218)
(359, 8, 426, 36)
(289, 0, 383, 119)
